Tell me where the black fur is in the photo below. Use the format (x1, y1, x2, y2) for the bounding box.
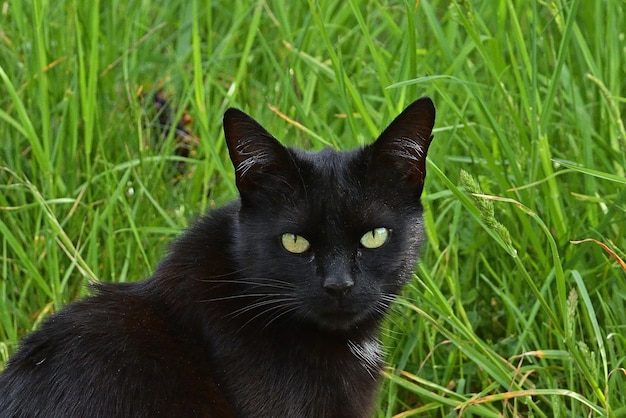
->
(0, 98, 435, 417)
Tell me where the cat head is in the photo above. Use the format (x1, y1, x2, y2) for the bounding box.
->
(222, 98, 435, 333)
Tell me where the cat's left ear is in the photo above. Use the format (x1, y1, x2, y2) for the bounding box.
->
(223, 108, 297, 199)
(369, 97, 435, 191)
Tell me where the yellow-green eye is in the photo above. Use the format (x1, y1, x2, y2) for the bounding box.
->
(281, 233, 311, 254)
(360, 227, 390, 249)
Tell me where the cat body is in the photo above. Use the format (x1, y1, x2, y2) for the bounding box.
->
(0, 98, 435, 417)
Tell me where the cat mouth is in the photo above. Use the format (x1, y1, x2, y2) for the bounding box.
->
(313, 306, 368, 330)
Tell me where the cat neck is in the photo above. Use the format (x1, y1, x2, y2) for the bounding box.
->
(208, 320, 383, 418)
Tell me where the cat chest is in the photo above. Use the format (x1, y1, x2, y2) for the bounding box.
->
(218, 338, 383, 418)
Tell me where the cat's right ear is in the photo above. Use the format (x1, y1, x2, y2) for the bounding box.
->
(223, 108, 297, 198)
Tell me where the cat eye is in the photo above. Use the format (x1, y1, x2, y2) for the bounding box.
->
(360, 227, 390, 249)
(281, 233, 311, 254)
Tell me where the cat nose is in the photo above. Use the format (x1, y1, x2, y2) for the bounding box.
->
(323, 276, 354, 297)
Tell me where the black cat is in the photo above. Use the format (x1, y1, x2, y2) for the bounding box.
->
(0, 97, 435, 418)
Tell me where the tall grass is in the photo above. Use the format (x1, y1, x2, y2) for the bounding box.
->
(1, 0, 624, 416)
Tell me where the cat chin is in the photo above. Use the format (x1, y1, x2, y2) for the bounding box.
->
(308, 308, 377, 333)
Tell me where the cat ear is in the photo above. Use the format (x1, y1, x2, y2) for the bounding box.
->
(223, 108, 297, 197)
(368, 97, 435, 191)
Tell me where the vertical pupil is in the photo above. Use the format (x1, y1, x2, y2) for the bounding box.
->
(359, 228, 389, 249)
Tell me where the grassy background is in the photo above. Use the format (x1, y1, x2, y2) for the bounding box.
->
(1, 0, 624, 416)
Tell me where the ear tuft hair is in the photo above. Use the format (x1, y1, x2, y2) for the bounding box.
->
(369, 97, 435, 190)
(223, 108, 298, 199)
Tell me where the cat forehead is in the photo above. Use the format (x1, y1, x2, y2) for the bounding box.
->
(291, 146, 363, 181)
(284, 148, 396, 225)
(295, 146, 359, 165)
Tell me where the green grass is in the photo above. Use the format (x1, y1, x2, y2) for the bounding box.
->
(1, 0, 624, 416)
